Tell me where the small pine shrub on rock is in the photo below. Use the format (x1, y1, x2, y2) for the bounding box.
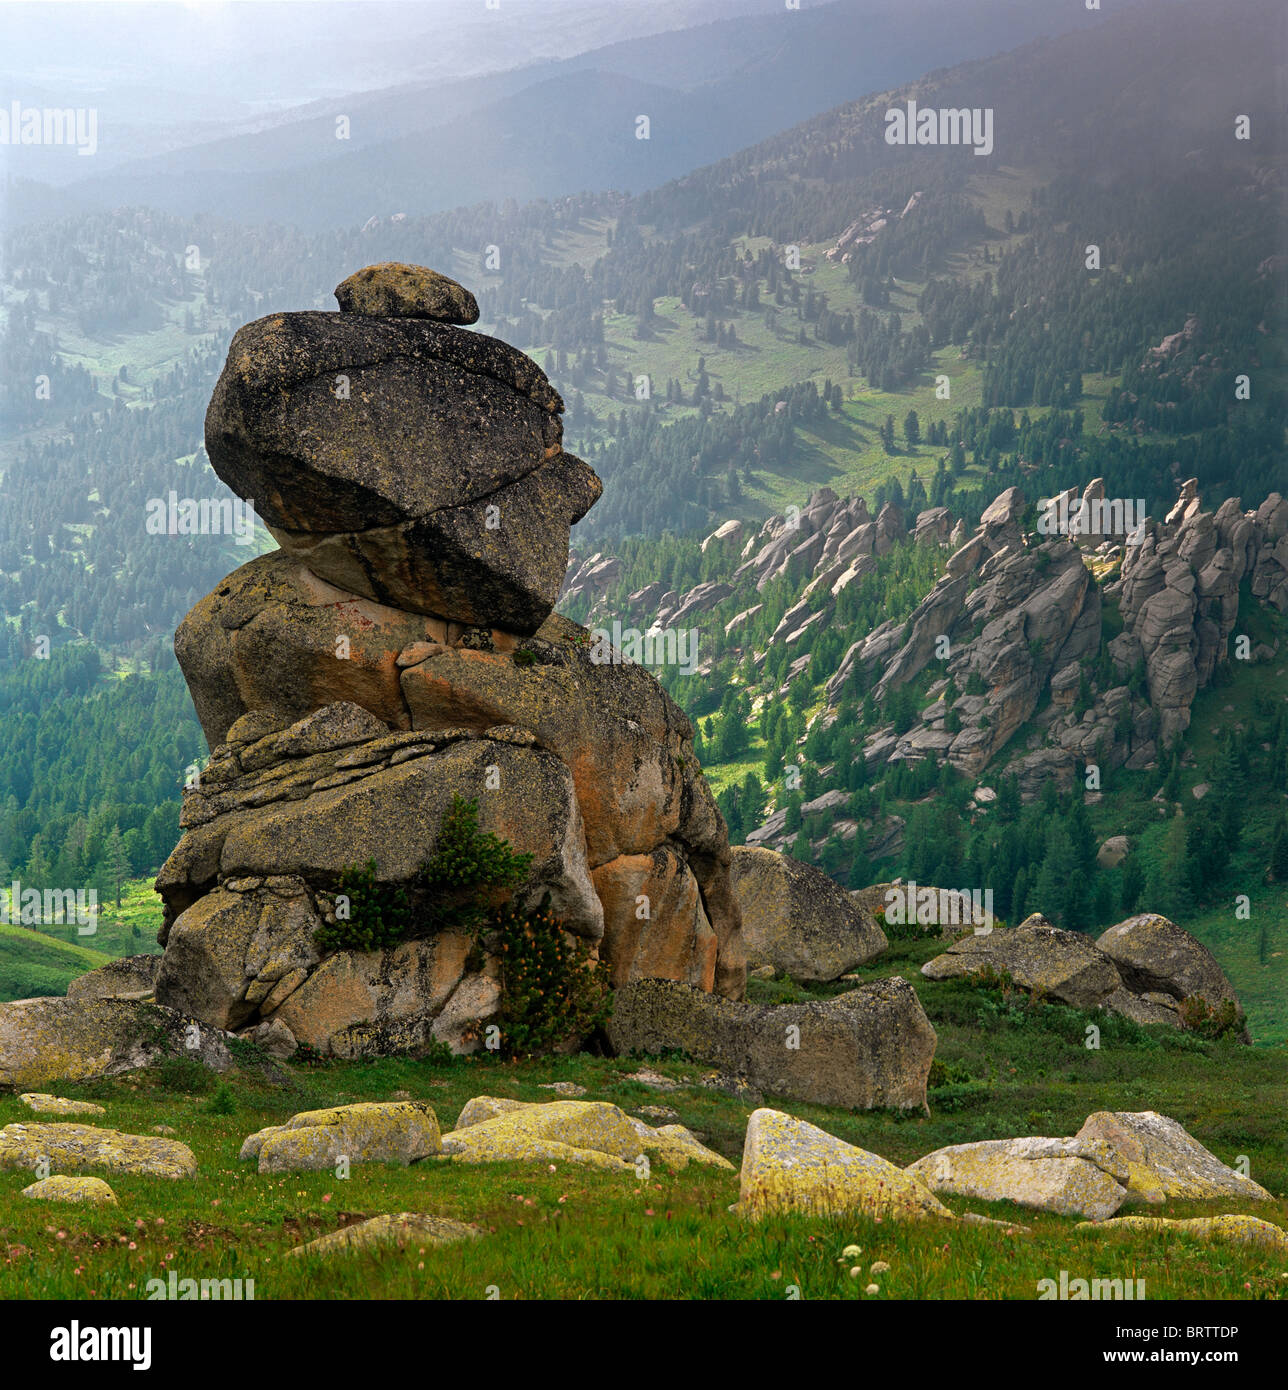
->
(493, 897, 612, 1058)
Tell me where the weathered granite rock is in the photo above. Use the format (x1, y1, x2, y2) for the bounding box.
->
(605, 976, 935, 1112)
(240, 1101, 441, 1174)
(66, 955, 161, 1002)
(1076, 1214, 1288, 1252)
(920, 922, 1123, 1009)
(267, 448, 602, 630)
(22, 1175, 118, 1205)
(1074, 1110, 1272, 1204)
(447, 1096, 732, 1172)
(206, 309, 562, 534)
(730, 845, 886, 982)
(286, 1212, 482, 1258)
(737, 1108, 951, 1221)
(0, 1124, 197, 1179)
(0, 997, 230, 1089)
(907, 1137, 1129, 1220)
(1095, 915, 1242, 1014)
(152, 270, 743, 1067)
(440, 1100, 641, 1168)
(20, 1093, 106, 1117)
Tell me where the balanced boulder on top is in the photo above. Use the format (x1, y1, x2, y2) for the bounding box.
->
(204, 273, 600, 630)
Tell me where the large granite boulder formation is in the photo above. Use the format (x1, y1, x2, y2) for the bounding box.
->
(144, 265, 744, 1061)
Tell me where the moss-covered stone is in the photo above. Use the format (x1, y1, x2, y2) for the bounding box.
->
(441, 1100, 642, 1167)
(0, 997, 230, 1089)
(1075, 1110, 1272, 1203)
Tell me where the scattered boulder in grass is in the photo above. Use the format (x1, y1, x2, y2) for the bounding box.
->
(906, 1137, 1130, 1221)
(730, 845, 887, 982)
(441, 1100, 640, 1168)
(1075, 1110, 1272, 1205)
(286, 1212, 483, 1258)
(605, 976, 936, 1113)
(0, 1124, 197, 1179)
(240, 1101, 441, 1174)
(21, 1175, 118, 1205)
(1095, 915, 1245, 1022)
(446, 1096, 734, 1172)
(921, 914, 1250, 1038)
(0, 997, 230, 1090)
(959, 1212, 1032, 1235)
(921, 921, 1122, 1010)
(1077, 1214, 1288, 1254)
(736, 1109, 951, 1222)
(20, 1093, 106, 1118)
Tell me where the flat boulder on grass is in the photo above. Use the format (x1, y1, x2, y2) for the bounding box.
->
(1095, 914, 1242, 1014)
(0, 1124, 197, 1179)
(906, 1138, 1130, 1221)
(736, 1109, 951, 1222)
(286, 1213, 482, 1258)
(20, 1093, 106, 1117)
(920, 922, 1122, 1010)
(241, 1102, 441, 1174)
(22, 1175, 117, 1205)
(0, 996, 230, 1090)
(730, 846, 887, 982)
(605, 976, 935, 1112)
(1077, 1214, 1288, 1253)
(1075, 1110, 1272, 1205)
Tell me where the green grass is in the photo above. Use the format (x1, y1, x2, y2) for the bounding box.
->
(1, 937, 1283, 1300)
(0, 923, 111, 1001)
(0, 878, 163, 1003)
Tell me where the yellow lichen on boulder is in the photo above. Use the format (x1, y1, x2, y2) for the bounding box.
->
(1077, 1214, 1288, 1253)
(240, 1101, 441, 1174)
(737, 1108, 952, 1222)
(642, 1124, 735, 1173)
(906, 1137, 1129, 1220)
(442, 1100, 643, 1169)
(21, 1174, 118, 1205)
(452, 1096, 532, 1130)
(286, 1212, 482, 1257)
(0, 1123, 197, 1179)
(1074, 1110, 1272, 1204)
(447, 1096, 733, 1172)
(20, 1093, 106, 1117)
